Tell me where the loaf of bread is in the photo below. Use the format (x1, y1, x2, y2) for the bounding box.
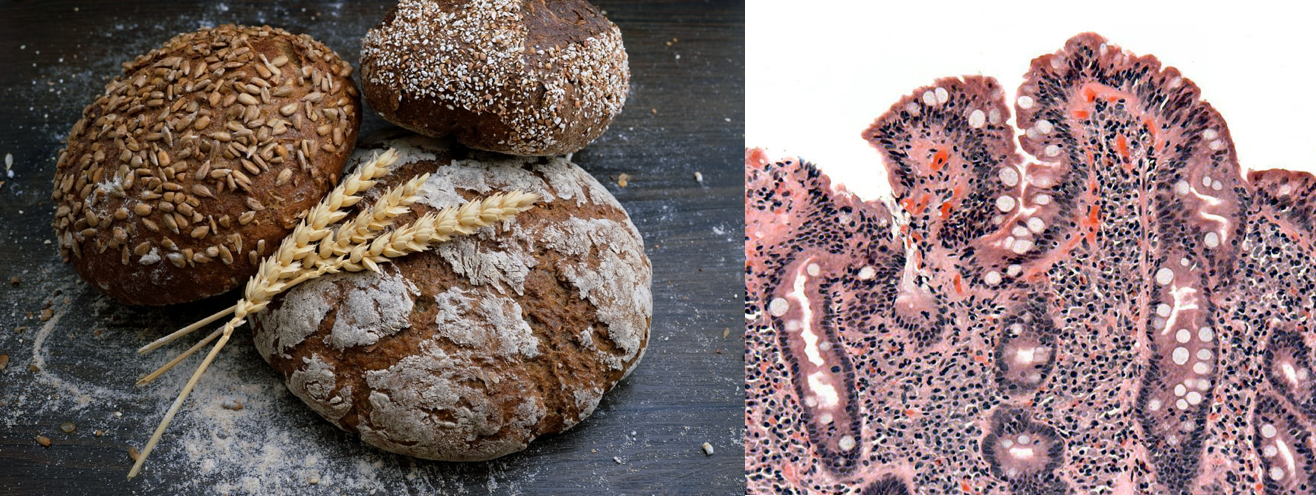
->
(51, 25, 361, 305)
(250, 133, 651, 460)
(360, 0, 629, 156)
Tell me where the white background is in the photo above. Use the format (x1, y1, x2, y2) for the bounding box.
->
(746, 0, 1316, 201)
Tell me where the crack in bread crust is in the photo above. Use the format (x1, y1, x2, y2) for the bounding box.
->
(252, 135, 651, 461)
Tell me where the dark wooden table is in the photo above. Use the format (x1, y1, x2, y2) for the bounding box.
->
(0, 1, 744, 494)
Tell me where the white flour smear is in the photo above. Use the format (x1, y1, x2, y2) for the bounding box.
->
(0, 3, 553, 493)
(1, 1, 742, 493)
(1, 264, 559, 494)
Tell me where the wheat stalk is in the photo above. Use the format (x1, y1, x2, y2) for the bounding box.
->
(127, 167, 540, 478)
(323, 190, 540, 273)
(314, 171, 431, 262)
(134, 174, 434, 385)
(136, 150, 401, 355)
(219, 190, 541, 309)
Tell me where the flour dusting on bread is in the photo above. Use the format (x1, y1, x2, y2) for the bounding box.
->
(251, 135, 651, 461)
(326, 270, 418, 350)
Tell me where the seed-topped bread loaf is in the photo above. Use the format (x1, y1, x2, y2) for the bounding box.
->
(251, 133, 651, 460)
(360, 0, 630, 156)
(52, 24, 361, 305)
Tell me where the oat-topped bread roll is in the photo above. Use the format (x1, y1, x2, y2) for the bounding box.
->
(361, 0, 629, 156)
(52, 25, 361, 305)
(251, 133, 651, 460)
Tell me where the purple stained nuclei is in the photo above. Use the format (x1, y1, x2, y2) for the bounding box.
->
(746, 32, 1316, 494)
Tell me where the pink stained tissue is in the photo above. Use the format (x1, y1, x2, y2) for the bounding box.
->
(745, 32, 1316, 494)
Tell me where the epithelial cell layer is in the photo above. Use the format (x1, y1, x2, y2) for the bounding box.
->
(746, 32, 1316, 494)
(860, 475, 910, 495)
(1253, 393, 1316, 494)
(746, 151, 900, 479)
(994, 300, 1058, 393)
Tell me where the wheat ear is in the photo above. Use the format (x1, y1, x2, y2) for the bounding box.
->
(136, 150, 400, 355)
(329, 190, 541, 273)
(134, 173, 432, 385)
(225, 190, 541, 307)
(313, 171, 431, 263)
(128, 186, 540, 479)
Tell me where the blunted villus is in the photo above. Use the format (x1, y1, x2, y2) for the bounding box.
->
(746, 33, 1316, 494)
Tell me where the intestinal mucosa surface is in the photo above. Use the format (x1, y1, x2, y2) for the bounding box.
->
(745, 32, 1316, 494)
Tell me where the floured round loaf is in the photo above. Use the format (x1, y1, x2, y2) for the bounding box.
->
(250, 133, 651, 460)
(51, 24, 361, 305)
(360, 0, 630, 156)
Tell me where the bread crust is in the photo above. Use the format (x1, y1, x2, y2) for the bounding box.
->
(51, 25, 361, 305)
(360, 0, 629, 156)
(251, 135, 651, 460)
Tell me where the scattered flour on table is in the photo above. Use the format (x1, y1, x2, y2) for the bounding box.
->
(0, 1, 546, 487)
(0, 271, 541, 494)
